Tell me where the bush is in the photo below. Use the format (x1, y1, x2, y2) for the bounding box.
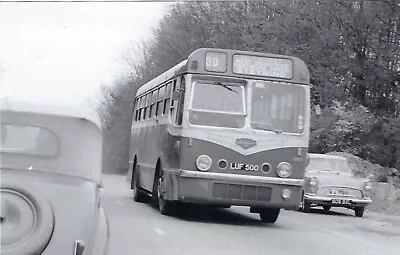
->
(310, 101, 400, 171)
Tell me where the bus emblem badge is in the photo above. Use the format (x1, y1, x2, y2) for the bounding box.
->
(236, 138, 257, 149)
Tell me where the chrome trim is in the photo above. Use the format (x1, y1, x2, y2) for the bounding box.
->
(196, 155, 212, 171)
(261, 162, 271, 173)
(178, 169, 304, 186)
(304, 194, 372, 204)
(318, 185, 365, 197)
(74, 240, 85, 255)
(217, 159, 228, 169)
(277, 161, 293, 178)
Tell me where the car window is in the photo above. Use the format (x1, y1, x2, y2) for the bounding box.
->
(307, 157, 351, 173)
(0, 124, 58, 157)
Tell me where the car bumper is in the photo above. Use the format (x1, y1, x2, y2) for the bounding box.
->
(165, 169, 304, 210)
(304, 193, 372, 207)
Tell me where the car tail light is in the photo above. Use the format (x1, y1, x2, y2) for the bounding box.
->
(1, 180, 54, 255)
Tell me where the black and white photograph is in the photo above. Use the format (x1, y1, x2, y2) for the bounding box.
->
(0, 1, 399, 254)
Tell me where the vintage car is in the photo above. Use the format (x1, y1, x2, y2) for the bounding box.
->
(299, 153, 372, 217)
(0, 100, 109, 255)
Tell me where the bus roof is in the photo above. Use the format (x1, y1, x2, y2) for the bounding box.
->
(136, 48, 310, 97)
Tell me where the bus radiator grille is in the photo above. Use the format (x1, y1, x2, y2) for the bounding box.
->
(212, 183, 271, 202)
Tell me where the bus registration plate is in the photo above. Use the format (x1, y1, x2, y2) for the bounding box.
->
(230, 163, 259, 171)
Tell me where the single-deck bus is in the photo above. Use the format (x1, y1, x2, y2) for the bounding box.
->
(127, 48, 310, 223)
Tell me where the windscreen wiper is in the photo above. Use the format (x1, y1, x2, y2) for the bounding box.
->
(251, 121, 283, 134)
(215, 82, 238, 94)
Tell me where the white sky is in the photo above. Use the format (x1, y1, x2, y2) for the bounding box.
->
(0, 2, 172, 108)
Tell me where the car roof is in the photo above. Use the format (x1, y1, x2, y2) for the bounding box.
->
(308, 153, 347, 161)
(0, 99, 102, 130)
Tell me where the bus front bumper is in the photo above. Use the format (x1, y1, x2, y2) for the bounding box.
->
(166, 169, 304, 210)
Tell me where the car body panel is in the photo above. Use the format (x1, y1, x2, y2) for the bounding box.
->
(0, 100, 109, 255)
(303, 153, 372, 209)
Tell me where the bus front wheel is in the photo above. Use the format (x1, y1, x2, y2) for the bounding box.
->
(153, 168, 175, 216)
(259, 208, 280, 223)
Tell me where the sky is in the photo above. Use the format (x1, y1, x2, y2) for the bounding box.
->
(0, 1, 172, 108)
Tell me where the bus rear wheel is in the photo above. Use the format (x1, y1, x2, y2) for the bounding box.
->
(259, 208, 280, 223)
(132, 169, 149, 203)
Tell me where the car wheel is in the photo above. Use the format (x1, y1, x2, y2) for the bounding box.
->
(1, 180, 54, 255)
(259, 208, 280, 223)
(323, 205, 331, 212)
(153, 168, 175, 216)
(299, 194, 311, 213)
(355, 207, 365, 217)
(132, 170, 149, 203)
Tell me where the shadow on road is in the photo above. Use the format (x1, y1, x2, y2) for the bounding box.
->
(301, 207, 354, 217)
(147, 202, 281, 228)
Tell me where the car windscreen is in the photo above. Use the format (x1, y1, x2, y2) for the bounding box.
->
(0, 124, 58, 157)
(307, 157, 352, 173)
(251, 81, 305, 134)
(188, 82, 246, 128)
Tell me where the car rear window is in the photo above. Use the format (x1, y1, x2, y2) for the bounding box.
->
(0, 124, 58, 157)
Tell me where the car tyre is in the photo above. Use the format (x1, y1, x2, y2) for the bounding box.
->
(299, 194, 311, 213)
(355, 207, 365, 217)
(132, 170, 149, 203)
(259, 208, 280, 223)
(1, 180, 54, 255)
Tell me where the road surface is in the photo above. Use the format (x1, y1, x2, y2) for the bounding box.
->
(101, 174, 400, 255)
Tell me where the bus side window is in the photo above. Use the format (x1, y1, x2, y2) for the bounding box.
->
(169, 79, 178, 123)
(143, 107, 147, 120)
(156, 101, 162, 117)
(175, 76, 185, 126)
(137, 108, 141, 121)
(163, 98, 170, 115)
(149, 104, 154, 118)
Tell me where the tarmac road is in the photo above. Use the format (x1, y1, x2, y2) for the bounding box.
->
(101, 174, 400, 255)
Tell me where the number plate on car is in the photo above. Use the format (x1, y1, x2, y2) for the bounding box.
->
(332, 199, 351, 205)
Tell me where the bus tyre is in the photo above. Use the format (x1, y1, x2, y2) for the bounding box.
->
(323, 205, 331, 212)
(259, 208, 280, 223)
(132, 170, 149, 203)
(153, 170, 175, 216)
(355, 207, 365, 217)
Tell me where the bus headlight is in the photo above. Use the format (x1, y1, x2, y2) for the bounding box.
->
(277, 162, 292, 178)
(196, 155, 212, 171)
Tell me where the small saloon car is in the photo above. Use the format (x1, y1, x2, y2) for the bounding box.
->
(0, 100, 109, 255)
(300, 153, 372, 217)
